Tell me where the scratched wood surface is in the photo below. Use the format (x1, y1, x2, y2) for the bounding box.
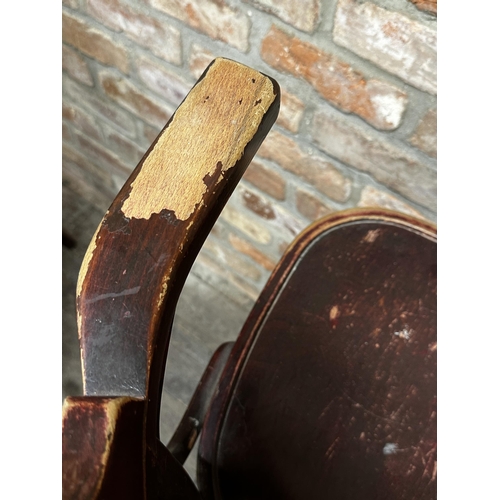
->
(63, 58, 277, 496)
(63, 223, 251, 483)
(198, 210, 437, 499)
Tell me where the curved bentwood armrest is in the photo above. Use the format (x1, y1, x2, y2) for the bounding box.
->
(62, 59, 280, 500)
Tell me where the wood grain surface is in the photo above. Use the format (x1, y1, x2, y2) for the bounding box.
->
(198, 209, 437, 500)
(63, 58, 280, 499)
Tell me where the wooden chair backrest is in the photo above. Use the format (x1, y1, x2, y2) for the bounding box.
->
(198, 210, 437, 499)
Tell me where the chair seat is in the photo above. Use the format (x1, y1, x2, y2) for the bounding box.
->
(198, 210, 437, 500)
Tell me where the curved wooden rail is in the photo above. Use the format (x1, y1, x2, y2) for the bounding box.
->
(62, 58, 280, 500)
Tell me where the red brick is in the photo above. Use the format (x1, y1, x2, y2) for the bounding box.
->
(102, 124, 145, 167)
(99, 70, 172, 128)
(236, 185, 306, 238)
(149, 0, 250, 52)
(189, 44, 216, 79)
(142, 123, 162, 145)
(86, 0, 182, 64)
(276, 89, 304, 133)
(409, 0, 437, 16)
(410, 108, 436, 159)
(243, 158, 286, 201)
(244, 0, 319, 33)
(63, 160, 115, 213)
(312, 109, 436, 211)
(64, 76, 137, 137)
(357, 186, 426, 220)
(228, 233, 277, 271)
(220, 205, 271, 244)
(62, 11, 129, 74)
(74, 130, 132, 177)
(63, 102, 102, 141)
(136, 56, 191, 107)
(333, 0, 436, 95)
(257, 130, 351, 203)
(202, 238, 262, 282)
(261, 25, 407, 131)
(295, 189, 332, 221)
(242, 189, 276, 221)
(62, 44, 93, 86)
(63, 143, 117, 189)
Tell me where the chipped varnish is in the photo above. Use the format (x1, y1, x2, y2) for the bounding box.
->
(121, 59, 276, 221)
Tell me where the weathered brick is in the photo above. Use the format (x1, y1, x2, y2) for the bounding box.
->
(242, 189, 276, 220)
(244, 0, 319, 33)
(228, 273, 261, 302)
(99, 70, 172, 128)
(277, 89, 304, 133)
(228, 233, 277, 271)
(64, 76, 137, 137)
(312, 109, 436, 211)
(74, 130, 132, 177)
(63, 0, 79, 8)
(409, 0, 437, 16)
(243, 158, 286, 201)
(236, 185, 305, 238)
(279, 240, 290, 255)
(189, 44, 216, 79)
(333, 0, 436, 95)
(86, 0, 182, 65)
(101, 124, 145, 166)
(62, 44, 93, 86)
(63, 143, 119, 208)
(63, 122, 73, 142)
(136, 56, 191, 107)
(261, 25, 407, 131)
(63, 101, 102, 141)
(202, 238, 262, 282)
(295, 188, 332, 221)
(62, 11, 129, 74)
(410, 108, 436, 159)
(149, 0, 250, 52)
(193, 252, 260, 304)
(357, 185, 426, 220)
(257, 130, 351, 203)
(220, 205, 271, 244)
(63, 143, 117, 188)
(142, 123, 162, 145)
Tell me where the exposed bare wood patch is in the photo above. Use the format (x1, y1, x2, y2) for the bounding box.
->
(121, 58, 276, 221)
(76, 219, 103, 300)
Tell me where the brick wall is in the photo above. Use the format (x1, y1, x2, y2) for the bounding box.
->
(62, 0, 437, 305)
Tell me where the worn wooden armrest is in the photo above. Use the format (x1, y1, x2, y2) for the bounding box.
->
(167, 342, 234, 464)
(62, 59, 280, 500)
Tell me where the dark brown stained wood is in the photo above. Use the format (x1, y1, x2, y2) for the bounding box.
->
(63, 58, 280, 499)
(76, 58, 279, 423)
(62, 397, 145, 500)
(198, 209, 437, 499)
(168, 342, 234, 464)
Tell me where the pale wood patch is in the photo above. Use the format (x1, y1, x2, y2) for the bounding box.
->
(121, 58, 276, 221)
